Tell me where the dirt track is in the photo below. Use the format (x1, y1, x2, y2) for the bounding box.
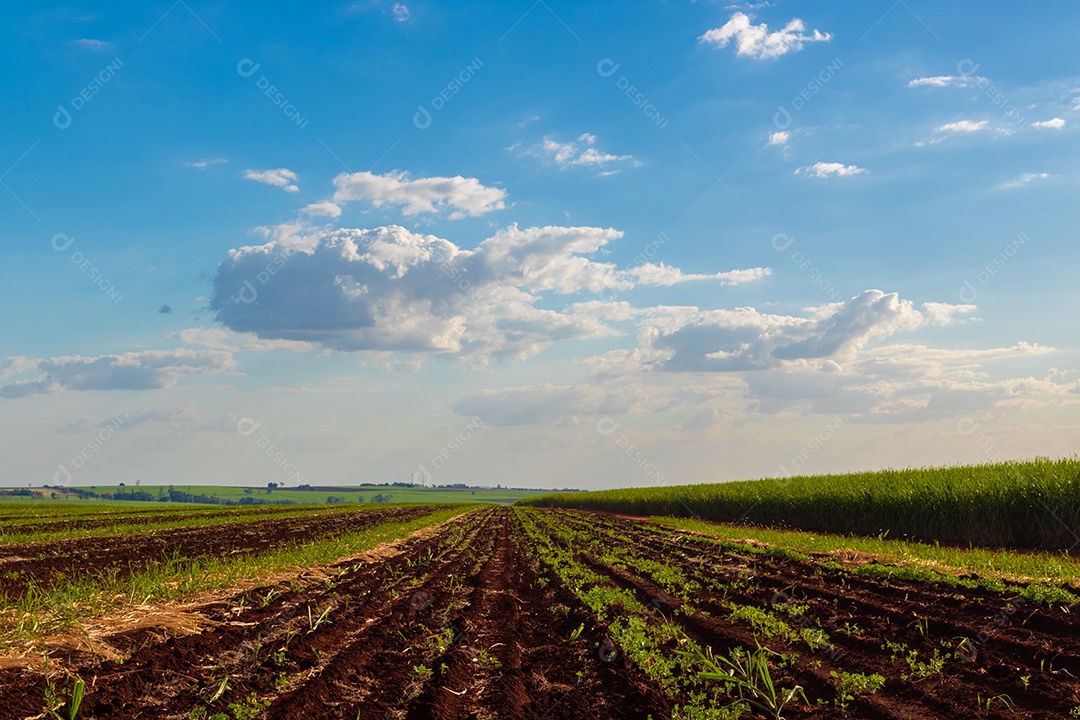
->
(2, 507, 1078, 719)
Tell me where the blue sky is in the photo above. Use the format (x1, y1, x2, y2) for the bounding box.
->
(2, 1, 1077, 490)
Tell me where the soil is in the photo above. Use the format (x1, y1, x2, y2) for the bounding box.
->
(1, 507, 1078, 719)
(559, 510, 1080, 719)
(0, 506, 436, 597)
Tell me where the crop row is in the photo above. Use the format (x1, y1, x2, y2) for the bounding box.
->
(520, 457, 1080, 550)
(0, 505, 473, 660)
(516, 508, 1080, 718)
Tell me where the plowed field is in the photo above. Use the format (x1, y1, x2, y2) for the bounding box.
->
(2, 507, 1077, 719)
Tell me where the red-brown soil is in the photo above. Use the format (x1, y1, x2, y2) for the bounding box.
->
(2, 507, 1078, 719)
(555, 510, 1080, 719)
(0, 506, 436, 597)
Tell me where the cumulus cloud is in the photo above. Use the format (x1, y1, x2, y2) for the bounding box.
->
(921, 302, 977, 325)
(210, 223, 768, 361)
(327, 170, 506, 219)
(244, 168, 300, 192)
(0, 350, 235, 398)
(937, 120, 989, 133)
(1031, 118, 1065, 129)
(0, 356, 37, 381)
(699, 12, 831, 60)
(622, 290, 954, 373)
(794, 162, 865, 178)
(391, 2, 409, 21)
(768, 131, 790, 146)
(302, 201, 343, 217)
(516, 134, 641, 175)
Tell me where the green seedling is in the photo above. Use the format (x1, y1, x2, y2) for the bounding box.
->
(680, 643, 806, 720)
(44, 675, 85, 720)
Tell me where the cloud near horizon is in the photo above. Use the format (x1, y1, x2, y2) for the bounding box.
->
(0, 350, 235, 398)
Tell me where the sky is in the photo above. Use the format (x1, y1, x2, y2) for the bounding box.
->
(2, 1, 1078, 491)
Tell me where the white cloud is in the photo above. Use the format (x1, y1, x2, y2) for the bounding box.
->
(174, 327, 314, 353)
(186, 158, 227, 170)
(210, 223, 766, 360)
(391, 3, 410, 21)
(302, 201, 343, 217)
(244, 168, 300, 192)
(794, 162, 865, 178)
(630, 264, 771, 287)
(621, 290, 942, 374)
(908, 75, 986, 88)
(699, 12, 831, 60)
(937, 120, 989, 133)
(0, 350, 235, 398)
(1031, 117, 1065, 129)
(768, 131, 790, 146)
(330, 171, 507, 219)
(70, 38, 114, 51)
(999, 172, 1052, 189)
(921, 302, 977, 325)
(0, 356, 37, 381)
(517, 134, 641, 175)
(581, 297, 1059, 422)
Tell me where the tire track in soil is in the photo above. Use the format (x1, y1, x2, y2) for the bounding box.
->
(566, 511, 1079, 719)
(403, 509, 669, 720)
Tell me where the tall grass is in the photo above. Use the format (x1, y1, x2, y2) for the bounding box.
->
(519, 457, 1080, 551)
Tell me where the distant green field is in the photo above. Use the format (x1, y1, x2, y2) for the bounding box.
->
(519, 457, 1080, 551)
(1, 484, 548, 506)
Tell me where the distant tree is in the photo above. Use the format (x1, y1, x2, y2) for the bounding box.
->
(118, 482, 126, 487)
(51, 492, 58, 500)
(267, 482, 279, 493)
(244, 488, 253, 494)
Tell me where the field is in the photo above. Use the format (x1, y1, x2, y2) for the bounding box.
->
(2, 484, 548, 506)
(520, 458, 1080, 550)
(2, 501, 1079, 718)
